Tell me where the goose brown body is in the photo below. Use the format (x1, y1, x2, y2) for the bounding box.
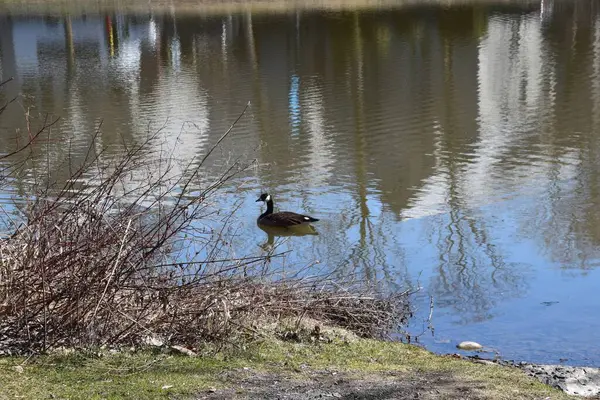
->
(256, 193, 319, 227)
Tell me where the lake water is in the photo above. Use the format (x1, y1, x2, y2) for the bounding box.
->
(1, 0, 600, 366)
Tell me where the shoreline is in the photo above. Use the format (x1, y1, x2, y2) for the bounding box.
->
(465, 354, 600, 397)
(0, 334, 582, 399)
(1, 319, 597, 398)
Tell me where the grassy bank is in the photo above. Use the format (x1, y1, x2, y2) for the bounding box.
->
(0, 335, 568, 400)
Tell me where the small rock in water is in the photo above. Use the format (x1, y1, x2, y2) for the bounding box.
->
(541, 301, 559, 306)
(457, 341, 483, 351)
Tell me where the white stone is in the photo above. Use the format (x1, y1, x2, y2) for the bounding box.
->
(457, 341, 483, 350)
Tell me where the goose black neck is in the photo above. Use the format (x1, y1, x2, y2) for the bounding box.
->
(265, 198, 274, 215)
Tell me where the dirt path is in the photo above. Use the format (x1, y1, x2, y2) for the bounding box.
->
(198, 369, 512, 400)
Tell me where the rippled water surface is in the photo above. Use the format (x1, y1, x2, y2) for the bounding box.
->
(2, 0, 600, 366)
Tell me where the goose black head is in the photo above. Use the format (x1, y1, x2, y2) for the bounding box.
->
(256, 193, 271, 202)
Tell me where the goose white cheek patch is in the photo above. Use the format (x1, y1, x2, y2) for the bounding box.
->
(266, 195, 271, 201)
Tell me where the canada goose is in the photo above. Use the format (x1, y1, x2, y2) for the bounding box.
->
(256, 193, 319, 227)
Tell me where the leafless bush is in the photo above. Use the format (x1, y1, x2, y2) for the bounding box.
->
(0, 82, 413, 355)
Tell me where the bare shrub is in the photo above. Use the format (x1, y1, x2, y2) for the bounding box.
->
(0, 83, 413, 355)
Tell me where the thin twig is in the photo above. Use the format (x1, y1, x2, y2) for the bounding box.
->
(90, 218, 132, 323)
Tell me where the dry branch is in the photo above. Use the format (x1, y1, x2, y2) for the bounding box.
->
(0, 101, 414, 355)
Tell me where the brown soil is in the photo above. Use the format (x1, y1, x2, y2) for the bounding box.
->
(199, 369, 496, 400)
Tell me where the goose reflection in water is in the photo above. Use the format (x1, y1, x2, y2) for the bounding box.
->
(257, 222, 319, 251)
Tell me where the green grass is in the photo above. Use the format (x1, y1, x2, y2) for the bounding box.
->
(0, 337, 571, 400)
(0, 350, 232, 399)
